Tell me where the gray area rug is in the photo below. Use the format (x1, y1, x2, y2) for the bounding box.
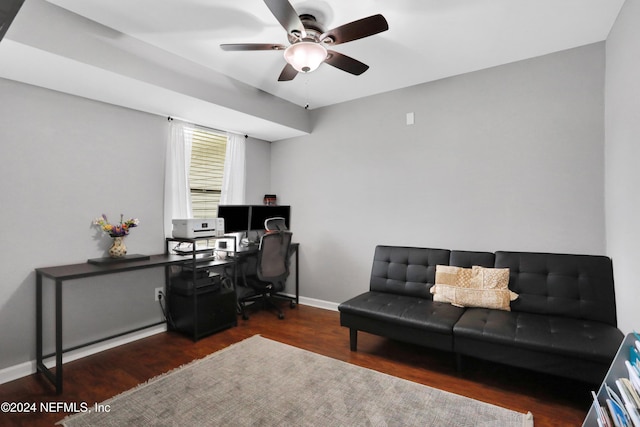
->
(59, 335, 534, 426)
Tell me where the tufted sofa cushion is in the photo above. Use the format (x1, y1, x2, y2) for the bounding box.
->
(495, 251, 617, 325)
(339, 246, 462, 351)
(339, 291, 466, 351)
(369, 246, 450, 299)
(339, 291, 466, 333)
(452, 307, 624, 382)
(453, 308, 622, 363)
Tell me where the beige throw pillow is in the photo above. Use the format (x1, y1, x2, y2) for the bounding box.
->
(434, 265, 472, 287)
(431, 265, 518, 311)
(432, 265, 472, 305)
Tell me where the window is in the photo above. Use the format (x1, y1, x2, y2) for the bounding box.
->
(186, 127, 227, 219)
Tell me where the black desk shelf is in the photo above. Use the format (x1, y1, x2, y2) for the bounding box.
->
(165, 236, 238, 342)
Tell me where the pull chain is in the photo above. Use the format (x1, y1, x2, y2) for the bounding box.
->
(303, 73, 310, 109)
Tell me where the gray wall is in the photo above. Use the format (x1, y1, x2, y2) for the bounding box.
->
(605, 0, 640, 334)
(271, 43, 606, 304)
(0, 78, 271, 370)
(245, 136, 271, 204)
(0, 79, 165, 369)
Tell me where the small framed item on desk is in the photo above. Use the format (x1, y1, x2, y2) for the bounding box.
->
(87, 254, 151, 265)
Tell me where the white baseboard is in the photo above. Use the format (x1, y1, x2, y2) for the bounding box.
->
(0, 360, 35, 386)
(0, 324, 167, 385)
(276, 291, 338, 312)
(1, 297, 339, 386)
(298, 296, 339, 312)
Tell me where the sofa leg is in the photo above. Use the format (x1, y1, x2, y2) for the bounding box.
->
(349, 329, 358, 351)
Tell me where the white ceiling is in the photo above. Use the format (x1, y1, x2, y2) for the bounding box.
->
(1, 0, 626, 140)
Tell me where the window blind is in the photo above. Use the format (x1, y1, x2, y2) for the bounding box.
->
(186, 127, 227, 219)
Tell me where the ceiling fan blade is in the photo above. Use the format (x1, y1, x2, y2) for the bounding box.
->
(325, 51, 369, 76)
(321, 14, 388, 46)
(263, 0, 306, 38)
(220, 43, 286, 51)
(278, 63, 298, 81)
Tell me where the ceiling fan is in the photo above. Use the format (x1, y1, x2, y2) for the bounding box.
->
(220, 0, 389, 81)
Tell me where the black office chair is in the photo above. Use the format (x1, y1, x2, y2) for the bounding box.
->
(237, 230, 296, 320)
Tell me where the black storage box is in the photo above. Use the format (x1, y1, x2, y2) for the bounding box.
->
(168, 274, 236, 340)
(171, 272, 221, 296)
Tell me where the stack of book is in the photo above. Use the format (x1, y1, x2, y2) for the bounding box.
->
(592, 332, 640, 427)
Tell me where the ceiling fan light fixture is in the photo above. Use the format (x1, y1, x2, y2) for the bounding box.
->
(283, 41, 327, 73)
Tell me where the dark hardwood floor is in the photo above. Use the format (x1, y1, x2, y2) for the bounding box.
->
(1, 305, 592, 426)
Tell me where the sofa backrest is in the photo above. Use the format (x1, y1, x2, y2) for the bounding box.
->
(370, 246, 450, 299)
(495, 251, 617, 325)
(449, 250, 495, 268)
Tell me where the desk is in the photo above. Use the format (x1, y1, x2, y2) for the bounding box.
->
(234, 242, 300, 304)
(35, 254, 193, 394)
(35, 243, 298, 394)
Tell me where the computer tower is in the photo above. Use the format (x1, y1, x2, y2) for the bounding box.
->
(168, 273, 237, 340)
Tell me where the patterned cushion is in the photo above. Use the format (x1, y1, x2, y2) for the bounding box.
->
(434, 265, 472, 287)
(431, 265, 518, 311)
(470, 266, 509, 290)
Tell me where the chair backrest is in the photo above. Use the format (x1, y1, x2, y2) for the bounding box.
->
(257, 231, 293, 283)
(264, 216, 288, 231)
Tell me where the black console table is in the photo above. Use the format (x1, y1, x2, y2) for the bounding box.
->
(35, 254, 188, 394)
(35, 241, 300, 394)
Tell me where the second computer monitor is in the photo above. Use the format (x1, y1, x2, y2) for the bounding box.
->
(217, 205, 251, 233)
(250, 205, 291, 231)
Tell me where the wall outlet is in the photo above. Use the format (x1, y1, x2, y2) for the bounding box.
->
(154, 287, 164, 302)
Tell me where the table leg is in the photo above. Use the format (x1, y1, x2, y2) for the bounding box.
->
(55, 279, 63, 394)
(36, 273, 43, 371)
(295, 248, 299, 304)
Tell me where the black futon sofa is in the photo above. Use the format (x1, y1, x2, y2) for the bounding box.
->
(338, 246, 624, 384)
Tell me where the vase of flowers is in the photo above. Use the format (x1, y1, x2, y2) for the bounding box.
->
(108, 236, 127, 258)
(93, 214, 139, 258)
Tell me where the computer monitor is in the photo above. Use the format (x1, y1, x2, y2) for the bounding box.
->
(250, 205, 291, 230)
(217, 205, 251, 234)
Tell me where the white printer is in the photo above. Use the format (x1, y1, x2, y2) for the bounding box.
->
(172, 218, 225, 238)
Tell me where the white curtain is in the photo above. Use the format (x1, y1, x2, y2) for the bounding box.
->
(220, 132, 246, 205)
(163, 121, 194, 237)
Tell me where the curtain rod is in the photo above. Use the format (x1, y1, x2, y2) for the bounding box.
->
(167, 116, 247, 138)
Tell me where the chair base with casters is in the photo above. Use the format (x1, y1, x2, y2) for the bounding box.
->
(237, 283, 296, 320)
